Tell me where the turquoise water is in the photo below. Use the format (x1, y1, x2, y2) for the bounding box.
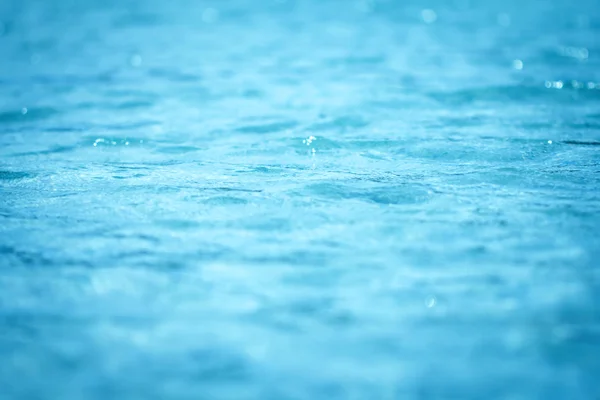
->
(1, 0, 600, 398)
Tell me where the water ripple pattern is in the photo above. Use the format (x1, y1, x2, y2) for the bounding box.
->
(1, 0, 599, 399)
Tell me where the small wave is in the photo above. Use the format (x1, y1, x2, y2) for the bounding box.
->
(562, 140, 600, 146)
(0, 170, 34, 181)
(235, 120, 298, 134)
(0, 107, 58, 124)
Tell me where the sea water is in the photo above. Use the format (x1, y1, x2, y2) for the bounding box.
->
(1, 0, 599, 398)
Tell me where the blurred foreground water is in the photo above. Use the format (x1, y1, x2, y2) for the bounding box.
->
(1, 0, 600, 398)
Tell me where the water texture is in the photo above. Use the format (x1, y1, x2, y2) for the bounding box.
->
(1, 0, 600, 398)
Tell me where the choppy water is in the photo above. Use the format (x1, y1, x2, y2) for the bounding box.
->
(1, 0, 600, 398)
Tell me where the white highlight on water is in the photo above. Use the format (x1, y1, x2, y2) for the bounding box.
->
(303, 136, 316, 146)
(559, 46, 589, 60)
(545, 80, 564, 89)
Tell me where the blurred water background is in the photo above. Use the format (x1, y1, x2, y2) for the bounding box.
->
(1, 0, 600, 398)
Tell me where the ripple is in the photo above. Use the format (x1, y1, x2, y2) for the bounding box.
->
(428, 84, 600, 106)
(303, 182, 431, 205)
(202, 196, 250, 205)
(563, 140, 600, 146)
(12, 145, 78, 157)
(0, 170, 34, 181)
(147, 68, 200, 82)
(95, 121, 161, 131)
(308, 116, 369, 132)
(154, 145, 201, 154)
(112, 12, 162, 28)
(0, 107, 58, 123)
(1, 0, 599, 398)
(235, 120, 298, 134)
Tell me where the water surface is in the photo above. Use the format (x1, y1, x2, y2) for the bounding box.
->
(1, 0, 600, 398)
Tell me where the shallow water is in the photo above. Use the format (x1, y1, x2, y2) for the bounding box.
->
(1, 0, 600, 398)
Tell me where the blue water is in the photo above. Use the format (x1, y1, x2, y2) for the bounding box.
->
(1, 0, 600, 398)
